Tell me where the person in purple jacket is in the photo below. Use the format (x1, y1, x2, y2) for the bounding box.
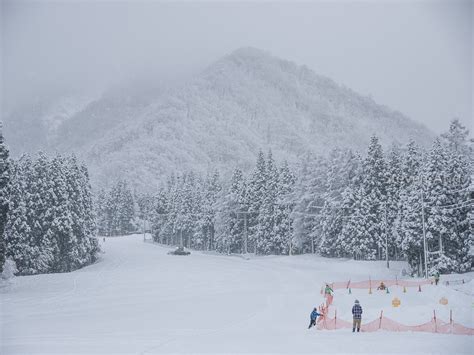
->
(352, 299, 363, 333)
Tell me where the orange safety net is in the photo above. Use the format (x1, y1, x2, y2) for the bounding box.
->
(316, 280, 474, 336)
(330, 278, 432, 290)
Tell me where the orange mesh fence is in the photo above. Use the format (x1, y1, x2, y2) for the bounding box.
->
(330, 278, 432, 290)
(318, 312, 474, 335)
(317, 280, 474, 336)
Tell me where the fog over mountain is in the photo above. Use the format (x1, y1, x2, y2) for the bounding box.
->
(4, 48, 433, 190)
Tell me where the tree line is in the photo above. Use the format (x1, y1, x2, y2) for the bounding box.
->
(1, 119, 470, 277)
(0, 134, 99, 275)
(129, 119, 472, 275)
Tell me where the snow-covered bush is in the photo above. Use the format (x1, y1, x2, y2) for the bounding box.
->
(1, 258, 18, 280)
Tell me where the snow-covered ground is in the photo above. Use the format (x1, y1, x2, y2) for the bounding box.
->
(332, 284, 473, 327)
(1, 234, 472, 354)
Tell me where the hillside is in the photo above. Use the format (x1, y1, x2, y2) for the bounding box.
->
(3, 48, 434, 190)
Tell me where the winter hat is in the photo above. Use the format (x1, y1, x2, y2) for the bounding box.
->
(355, 299, 360, 304)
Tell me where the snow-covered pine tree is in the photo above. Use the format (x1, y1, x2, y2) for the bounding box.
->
(439, 119, 472, 272)
(65, 155, 88, 268)
(422, 138, 453, 273)
(396, 140, 422, 255)
(96, 188, 108, 236)
(4, 153, 98, 275)
(293, 153, 328, 254)
(385, 145, 403, 259)
(255, 150, 279, 254)
(29, 152, 56, 273)
(120, 181, 135, 235)
(441, 119, 473, 163)
(0, 128, 10, 273)
(137, 192, 155, 233)
(173, 173, 194, 248)
(199, 171, 221, 250)
(107, 180, 135, 236)
(151, 188, 170, 243)
(441, 146, 471, 272)
(400, 175, 425, 275)
(247, 150, 267, 253)
(361, 135, 387, 260)
(340, 183, 371, 259)
(337, 152, 363, 257)
(74, 158, 98, 266)
(49, 155, 75, 272)
(4, 155, 35, 274)
(320, 149, 359, 257)
(274, 160, 296, 255)
(215, 168, 247, 253)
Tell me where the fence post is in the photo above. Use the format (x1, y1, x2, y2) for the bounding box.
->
(335, 309, 337, 329)
(433, 310, 437, 333)
(379, 310, 383, 330)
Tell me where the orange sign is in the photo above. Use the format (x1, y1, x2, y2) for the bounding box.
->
(439, 297, 448, 305)
(392, 297, 401, 307)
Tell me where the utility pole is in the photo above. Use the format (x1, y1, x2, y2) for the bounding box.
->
(243, 211, 248, 254)
(288, 206, 292, 256)
(420, 186, 428, 279)
(384, 205, 389, 269)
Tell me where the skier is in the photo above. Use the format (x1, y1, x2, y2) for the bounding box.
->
(352, 299, 363, 333)
(377, 281, 386, 291)
(308, 307, 321, 329)
(324, 284, 333, 296)
(434, 271, 440, 286)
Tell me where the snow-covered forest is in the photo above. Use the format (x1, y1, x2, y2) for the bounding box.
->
(94, 119, 472, 276)
(0, 138, 99, 275)
(0, 119, 471, 279)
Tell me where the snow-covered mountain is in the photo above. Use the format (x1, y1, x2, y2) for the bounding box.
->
(4, 47, 433, 190)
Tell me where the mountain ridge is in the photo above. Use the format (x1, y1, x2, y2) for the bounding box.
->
(3, 47, 434, 190)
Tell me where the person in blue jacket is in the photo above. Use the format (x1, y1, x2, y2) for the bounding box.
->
(308, 307, 321, 329)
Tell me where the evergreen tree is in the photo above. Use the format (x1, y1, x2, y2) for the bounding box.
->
(337, 153, 363, 257)
(400, 177, 425, 275)
(215, 168, 247, 253)
(274, 161, 296, 255)
(4, 156, 35, 273)
(255, 150, 279, 254)
(0, 128, 10, 273)
(385, 145, 403, 259)
(293, 153, 328, 254)
(5, 153, 98, 275)
(247, 150, 267, 253)
(361, 135, 387, 260)
(199, 171, 221, 250)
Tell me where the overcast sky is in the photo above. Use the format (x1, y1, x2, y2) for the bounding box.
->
(1, 0, 472, 133)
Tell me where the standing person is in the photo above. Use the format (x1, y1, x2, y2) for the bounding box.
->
(434, 272, 440, 286)
(308, 307, 321, 329)
(352, 299, 363, 333)
(324, 284, 333, 296)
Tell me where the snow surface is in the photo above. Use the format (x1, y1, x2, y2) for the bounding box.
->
(1, 234, 472, 354)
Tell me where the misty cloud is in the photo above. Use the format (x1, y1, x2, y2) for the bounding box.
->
(1, 0, 472, 133)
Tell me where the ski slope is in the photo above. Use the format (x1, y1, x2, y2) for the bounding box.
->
(1, 235, 472, 354)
